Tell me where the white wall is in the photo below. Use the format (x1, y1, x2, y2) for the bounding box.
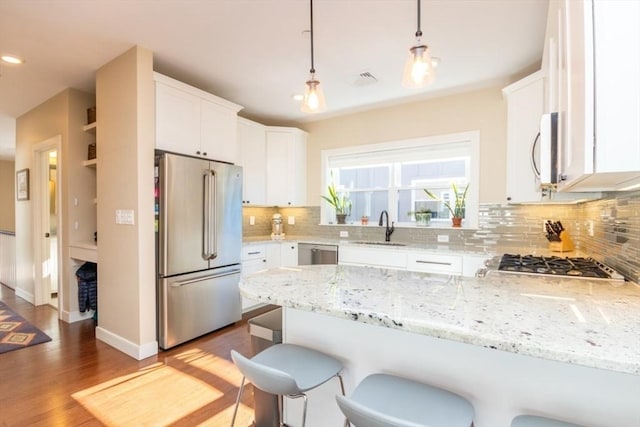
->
(95, 46, 156, 359)
(301, 86, 507, 205)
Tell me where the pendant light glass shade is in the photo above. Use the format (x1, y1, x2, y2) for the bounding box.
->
(402, 43, 435, 88)
(402, 0, 435, 88)
(302, 74, 326, 113)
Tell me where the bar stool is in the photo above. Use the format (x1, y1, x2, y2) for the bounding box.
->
(512, 415, 586, 427)
(335, 373, 474, 427)
(230, 343, 346, 427)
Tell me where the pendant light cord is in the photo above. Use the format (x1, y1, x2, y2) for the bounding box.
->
(415, 0, 422, 38)
(309, 0, 316, 74)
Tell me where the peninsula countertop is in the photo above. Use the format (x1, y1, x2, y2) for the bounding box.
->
(239, 265, 640, 375)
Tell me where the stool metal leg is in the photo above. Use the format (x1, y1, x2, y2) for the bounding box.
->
(336, 374, 350, 427)
(230, 376, 246, 427)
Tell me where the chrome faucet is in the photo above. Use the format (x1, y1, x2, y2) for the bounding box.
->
(378, 210, 395, 242)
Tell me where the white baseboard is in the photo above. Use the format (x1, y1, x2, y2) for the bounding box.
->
(95, 326, 158, 360)
(14, 287, 34, 304)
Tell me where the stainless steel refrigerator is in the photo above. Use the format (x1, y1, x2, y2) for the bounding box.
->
(155, 151, 242, 350)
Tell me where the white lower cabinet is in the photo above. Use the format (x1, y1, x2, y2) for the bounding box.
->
(240, 242, 299, 312)
(339, 246, 407, 270)
(241, 245, 269, 312)
(339, 244, 489, 278)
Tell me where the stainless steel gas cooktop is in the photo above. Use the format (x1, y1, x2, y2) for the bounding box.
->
(496, 254, 625, 281)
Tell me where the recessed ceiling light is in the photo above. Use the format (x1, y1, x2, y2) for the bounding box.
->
(292, 94, 304, 101)
(1, 54, 25, 65)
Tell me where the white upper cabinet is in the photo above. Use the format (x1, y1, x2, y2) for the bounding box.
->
(503, 72, 546, 203)
(154, 73, 243, 163)
(265, 127, 308, 206)
(237, 118, 267, 205)
(545, 0, 640, 192)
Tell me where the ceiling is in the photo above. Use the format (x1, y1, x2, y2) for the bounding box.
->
(0, 0, 549, 160)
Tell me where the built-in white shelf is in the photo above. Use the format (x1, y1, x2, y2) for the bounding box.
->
(82, 122, 97, 133)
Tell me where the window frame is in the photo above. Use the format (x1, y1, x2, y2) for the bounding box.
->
(320, 131, 480, 228)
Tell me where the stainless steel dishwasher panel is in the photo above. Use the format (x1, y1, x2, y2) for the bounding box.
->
(298, 243, 338, 265)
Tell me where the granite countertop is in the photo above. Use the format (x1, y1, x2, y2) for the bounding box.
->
(239, 264, 640, 375)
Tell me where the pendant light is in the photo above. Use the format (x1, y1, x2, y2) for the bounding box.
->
(402, 0, 435, 88)
(301, 0, 326, 113)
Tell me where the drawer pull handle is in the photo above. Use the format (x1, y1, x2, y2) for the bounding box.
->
(247, 251, 261, 255)
(415, 260, 452, 266)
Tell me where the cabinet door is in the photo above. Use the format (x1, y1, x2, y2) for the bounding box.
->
(266, 131, 291, 206)
(201, 100, 238, 163)
(238, 119, 267, 205)
(281, 242, 298, 267)
(265, 128, 307, 206)
(155, 82, 201, 155)
(504, 73, 545, 203)
(593, 0, 640, 174)
(557, 0, 594, 189)
(265, 243, 281, 270)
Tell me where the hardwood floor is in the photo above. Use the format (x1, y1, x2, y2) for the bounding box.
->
(0, 284, 273, 426)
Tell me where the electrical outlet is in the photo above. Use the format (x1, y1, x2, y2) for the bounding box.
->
(288, 216, 295, 225)
(340, 231, 349, 238)
(587, 220, 594, 237)
(249, 216, 255, 225)
(543, 220, 548, 233)
(437, 234, 449, 243)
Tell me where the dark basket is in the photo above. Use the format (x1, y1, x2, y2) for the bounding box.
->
(87, 106, 96, 124)
(88, 143, 96, 160)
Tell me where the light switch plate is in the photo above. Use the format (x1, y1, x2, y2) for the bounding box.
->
(115, 209, 135, 225)
(340, 231, 349, 237)
(288, 216, 295, 225)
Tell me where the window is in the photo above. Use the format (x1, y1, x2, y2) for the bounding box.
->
(321, 131, 480, 228)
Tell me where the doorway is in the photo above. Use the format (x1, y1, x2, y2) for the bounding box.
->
(33, 136, 62, 311)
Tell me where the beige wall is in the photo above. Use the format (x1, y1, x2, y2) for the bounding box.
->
(15, 88, 95, 312)
(301, 86, 507, 205)
(95, 46, 156, 357)
(0, 160, 15, 231)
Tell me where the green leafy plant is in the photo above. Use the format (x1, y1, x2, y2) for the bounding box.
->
(321, 177, 351, 215)
(424, 183, 468, 218)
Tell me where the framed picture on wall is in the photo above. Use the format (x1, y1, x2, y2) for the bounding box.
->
(16, 168, 29, 201)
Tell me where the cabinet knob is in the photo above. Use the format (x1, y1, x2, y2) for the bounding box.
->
(196, 151, 201, 155)
(202, 152, 207, 156)
(506, 196, 512, 201)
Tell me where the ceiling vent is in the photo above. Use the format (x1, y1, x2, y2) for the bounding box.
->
(352, 71, 378, 87)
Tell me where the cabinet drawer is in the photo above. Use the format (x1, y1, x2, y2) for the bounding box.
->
(407, 253, 462, 275)
(242, 245, 266, 261)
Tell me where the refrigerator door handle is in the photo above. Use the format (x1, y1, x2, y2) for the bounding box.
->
(210, 170, 218, 260)
(202, 170, 211, 260)
(170, 268, 241, 287)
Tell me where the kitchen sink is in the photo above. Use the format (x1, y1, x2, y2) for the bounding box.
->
(352, 241, 408, 247)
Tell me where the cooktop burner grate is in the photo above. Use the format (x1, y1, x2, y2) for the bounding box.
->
(497, 254, 624, 281)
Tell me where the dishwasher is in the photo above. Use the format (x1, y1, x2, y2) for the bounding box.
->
(298, 243, 338, 265)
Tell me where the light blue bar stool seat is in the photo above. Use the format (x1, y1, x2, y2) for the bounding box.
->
(230, 343, 346, 427)
(512, 415, 586, 427)
(336, 373, 474, 427)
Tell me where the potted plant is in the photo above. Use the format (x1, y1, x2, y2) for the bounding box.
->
(407, 208, 432, 226)
(321, 178, 352, 224)
(424, 183, 469, 227)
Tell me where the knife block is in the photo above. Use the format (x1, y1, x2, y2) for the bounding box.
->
(549, 230, 574, 252)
